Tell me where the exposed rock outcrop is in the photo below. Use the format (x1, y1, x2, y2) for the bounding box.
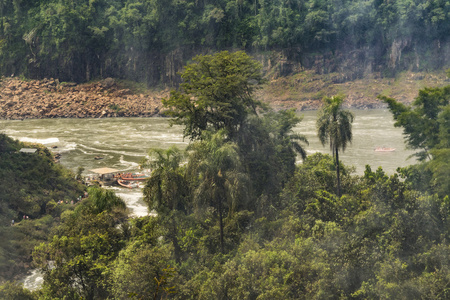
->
(0, 77, 167, 120)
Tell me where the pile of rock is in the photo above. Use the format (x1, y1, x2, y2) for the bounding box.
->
(0, 77, 167, 119)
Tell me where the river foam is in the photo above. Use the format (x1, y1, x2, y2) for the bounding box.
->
(16, 137, 60, 144)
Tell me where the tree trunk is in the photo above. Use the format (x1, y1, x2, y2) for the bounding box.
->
(0, 1, 3, 37)
(171, 216, 182, 264)
(86, 62, 90, 82)
(218, 197, 224, 254)
(335, 146, 341, 198)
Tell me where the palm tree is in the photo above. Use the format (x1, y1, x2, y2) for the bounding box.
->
(143, 146, 188, 214)
(316, 95, 354, 197)
(186, 130, 249, 253)
(234, 110, 308, 211)
(143, 146, 189, 263)
(275, 109, 309, 160)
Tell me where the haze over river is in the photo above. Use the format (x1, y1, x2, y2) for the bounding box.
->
(1, 109, 416, 219)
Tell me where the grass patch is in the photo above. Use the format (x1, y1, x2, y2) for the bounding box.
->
(109, 104, 122, 112)
(115, 79, 166, 95)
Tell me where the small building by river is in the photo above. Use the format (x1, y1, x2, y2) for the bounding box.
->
(19, 148, 38, 154)
(87, 167, 120, 186)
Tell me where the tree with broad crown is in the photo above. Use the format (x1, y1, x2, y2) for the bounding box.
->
(85, 186, 126, 214)
(32, 192, 127, 300)
(162, 50, 265, 141)
(316, 95, 354, 198)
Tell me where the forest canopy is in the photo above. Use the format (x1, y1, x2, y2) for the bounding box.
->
(0, 0, 449, 84)
(0, 52, 447, 299)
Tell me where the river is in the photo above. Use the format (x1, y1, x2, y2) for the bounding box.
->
(0, 109, 416, 218)
(0, 109, 417, 290)
(1, 117, 187, 218)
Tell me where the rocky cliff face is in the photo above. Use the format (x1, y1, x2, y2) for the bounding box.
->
(0, 77, 166, 120)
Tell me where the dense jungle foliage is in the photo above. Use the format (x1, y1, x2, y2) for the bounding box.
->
(0, 134, 85, 282)
(1, 51, 449, 299)
(1, 0, 450, 84)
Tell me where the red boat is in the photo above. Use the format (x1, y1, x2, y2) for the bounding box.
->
(374, 147, 396, 152)
(120, 173, 150, 181)
(117, 179, 139, 189)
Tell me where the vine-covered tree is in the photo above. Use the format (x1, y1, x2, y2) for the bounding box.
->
(162, 50, 265, 141)
(236, 109, 309, 209)
(33, 190, 127, 300)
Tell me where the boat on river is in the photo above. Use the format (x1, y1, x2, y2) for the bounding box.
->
(117, 179, 139, 189)
(375, 147, 396, 152)
(120, 173, 150, 181)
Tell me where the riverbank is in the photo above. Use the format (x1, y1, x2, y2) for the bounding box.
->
(260, 70, 450, 110)
(1, 71, 448, 119)
(0, 77, 166, 120)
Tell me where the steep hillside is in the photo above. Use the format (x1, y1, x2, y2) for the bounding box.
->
(0, 134, 85, 281)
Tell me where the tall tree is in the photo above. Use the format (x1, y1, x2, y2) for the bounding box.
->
(186, 130, 249, 253)
(316, 95, 354, 197)
(236, 109, 309, 209)
(162, 50, 265, 141)
(143, 146, 188, 214)
(142, 146, 189, 262)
